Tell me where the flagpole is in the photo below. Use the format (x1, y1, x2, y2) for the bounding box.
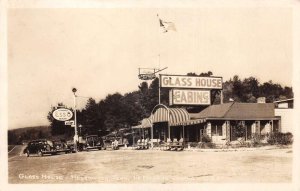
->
(157, 14, 161, 105)
(158, 74, 161, 104)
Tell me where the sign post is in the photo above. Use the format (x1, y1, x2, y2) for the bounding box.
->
(72, 88, 78, 152)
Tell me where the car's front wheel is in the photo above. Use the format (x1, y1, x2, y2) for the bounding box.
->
(37, 150, 43, 157)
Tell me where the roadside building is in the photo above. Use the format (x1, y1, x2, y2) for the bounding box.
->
(274, 98, 294, 133)
(141, 102, 281, 144)
(189, 102, 281, 144)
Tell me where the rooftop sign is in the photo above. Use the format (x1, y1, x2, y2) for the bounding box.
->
(160, 75, 223, 89)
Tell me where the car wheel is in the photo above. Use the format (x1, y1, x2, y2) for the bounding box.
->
(38, 150, 43, 157)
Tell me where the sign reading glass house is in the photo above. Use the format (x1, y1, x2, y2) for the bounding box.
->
(169, 89, 211, 105)
(160, 75, 223, 89)
(161, 74, 222, 106)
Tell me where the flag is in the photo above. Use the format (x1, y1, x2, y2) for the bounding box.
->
(158, 15, 176, 33)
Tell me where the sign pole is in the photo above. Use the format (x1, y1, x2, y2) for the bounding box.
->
(72, 88, 78, 152)
(158, 74, 161, 104)
(220, 90, 224, 104)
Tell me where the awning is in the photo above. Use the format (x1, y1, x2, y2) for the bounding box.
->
(169, 108, 190, 126)
(151, 107, 190, 126)
(152, 108, 169, 123)
(183, 118, 206, 126)
(141, 117, 152, 128)
(132, 117, 152, 129)
(132, 125, 142, 129)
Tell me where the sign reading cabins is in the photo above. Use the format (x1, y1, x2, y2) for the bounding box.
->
(160, 75, 223, 106)
(169, 89, 211, 105)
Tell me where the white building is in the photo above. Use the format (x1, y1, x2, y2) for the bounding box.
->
(274, 98, 294, 133)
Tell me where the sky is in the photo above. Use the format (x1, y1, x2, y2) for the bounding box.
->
(7, 7, 293, 129)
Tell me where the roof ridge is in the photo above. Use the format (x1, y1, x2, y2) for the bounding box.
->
(223, 102, 235, 118)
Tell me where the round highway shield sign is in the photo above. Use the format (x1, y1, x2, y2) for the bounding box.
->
(52, 108, 73, 121)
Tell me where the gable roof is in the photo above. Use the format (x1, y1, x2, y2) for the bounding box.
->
(189, 102, 234, 119)
(273, 98, 294, 103)
(190, 102, 276, 120)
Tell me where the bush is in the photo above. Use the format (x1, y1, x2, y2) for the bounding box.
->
(233, 123, 246, 139)
(267, 132, 293, 145)
(251, 133, 261, 147)
(198, 142, 216, 149)
(189, 142, 199, 147)
(201, 134, 212, 143)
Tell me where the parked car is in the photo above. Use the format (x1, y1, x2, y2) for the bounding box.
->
(85, 135, 104, 151)
(23, 139, 57, 157)
(66, 140, 76, 152)
(53, 140, 71, 154)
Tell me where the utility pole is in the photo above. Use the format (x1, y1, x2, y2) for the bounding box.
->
(72, 88, 78, 152)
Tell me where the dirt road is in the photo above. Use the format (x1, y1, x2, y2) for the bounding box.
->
(8, 148, 292, 184)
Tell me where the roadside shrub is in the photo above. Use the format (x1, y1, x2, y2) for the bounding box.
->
(251, 133, 261, 147)
(266, 133, 276, 145)
(189, 142, 199, 147)
(204, 142, 216, 149)
(201, 134, 212, 143)
(233, 122, 246, 139)
(267, 132, 293, 145)
(198, 142, 216, 149)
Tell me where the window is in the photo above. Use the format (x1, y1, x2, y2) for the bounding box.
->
(211, 125, 222, 136)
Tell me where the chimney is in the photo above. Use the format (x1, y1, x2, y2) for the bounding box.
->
(257, 97, 266, 103)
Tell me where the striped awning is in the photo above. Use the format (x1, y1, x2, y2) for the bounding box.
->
(132, 125, 142, 129)
(169, 108, 190, 126)
(183, 118, 206, 126)
(132, 117, 152, 129)
(152, 108, 169, 123)
(151, 107, 191, 126)
(141, 117, 152, 128)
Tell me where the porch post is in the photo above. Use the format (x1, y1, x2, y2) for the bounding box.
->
(258, 121, 261, 136)
(245, 121, 247, 141)
(139, 128, 142, 139)
(271, 120, 273, 132)
(183, 125, 185, 140)
(230, 122, 233, 141)
(168, 123, 170, 140)
(151, 124, 153, 148)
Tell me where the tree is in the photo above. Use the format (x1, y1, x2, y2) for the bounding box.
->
(78, 98, 105, 135)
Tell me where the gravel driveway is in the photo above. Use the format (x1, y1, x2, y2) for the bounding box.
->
(8, 147, 292, 184)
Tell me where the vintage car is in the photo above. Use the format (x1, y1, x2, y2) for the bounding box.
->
(53, 140, 71, 154)
(85, 135, 104, 151)
(23, 139, 57, 157)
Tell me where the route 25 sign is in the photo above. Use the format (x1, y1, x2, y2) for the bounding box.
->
(52, 108, 73, 121)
